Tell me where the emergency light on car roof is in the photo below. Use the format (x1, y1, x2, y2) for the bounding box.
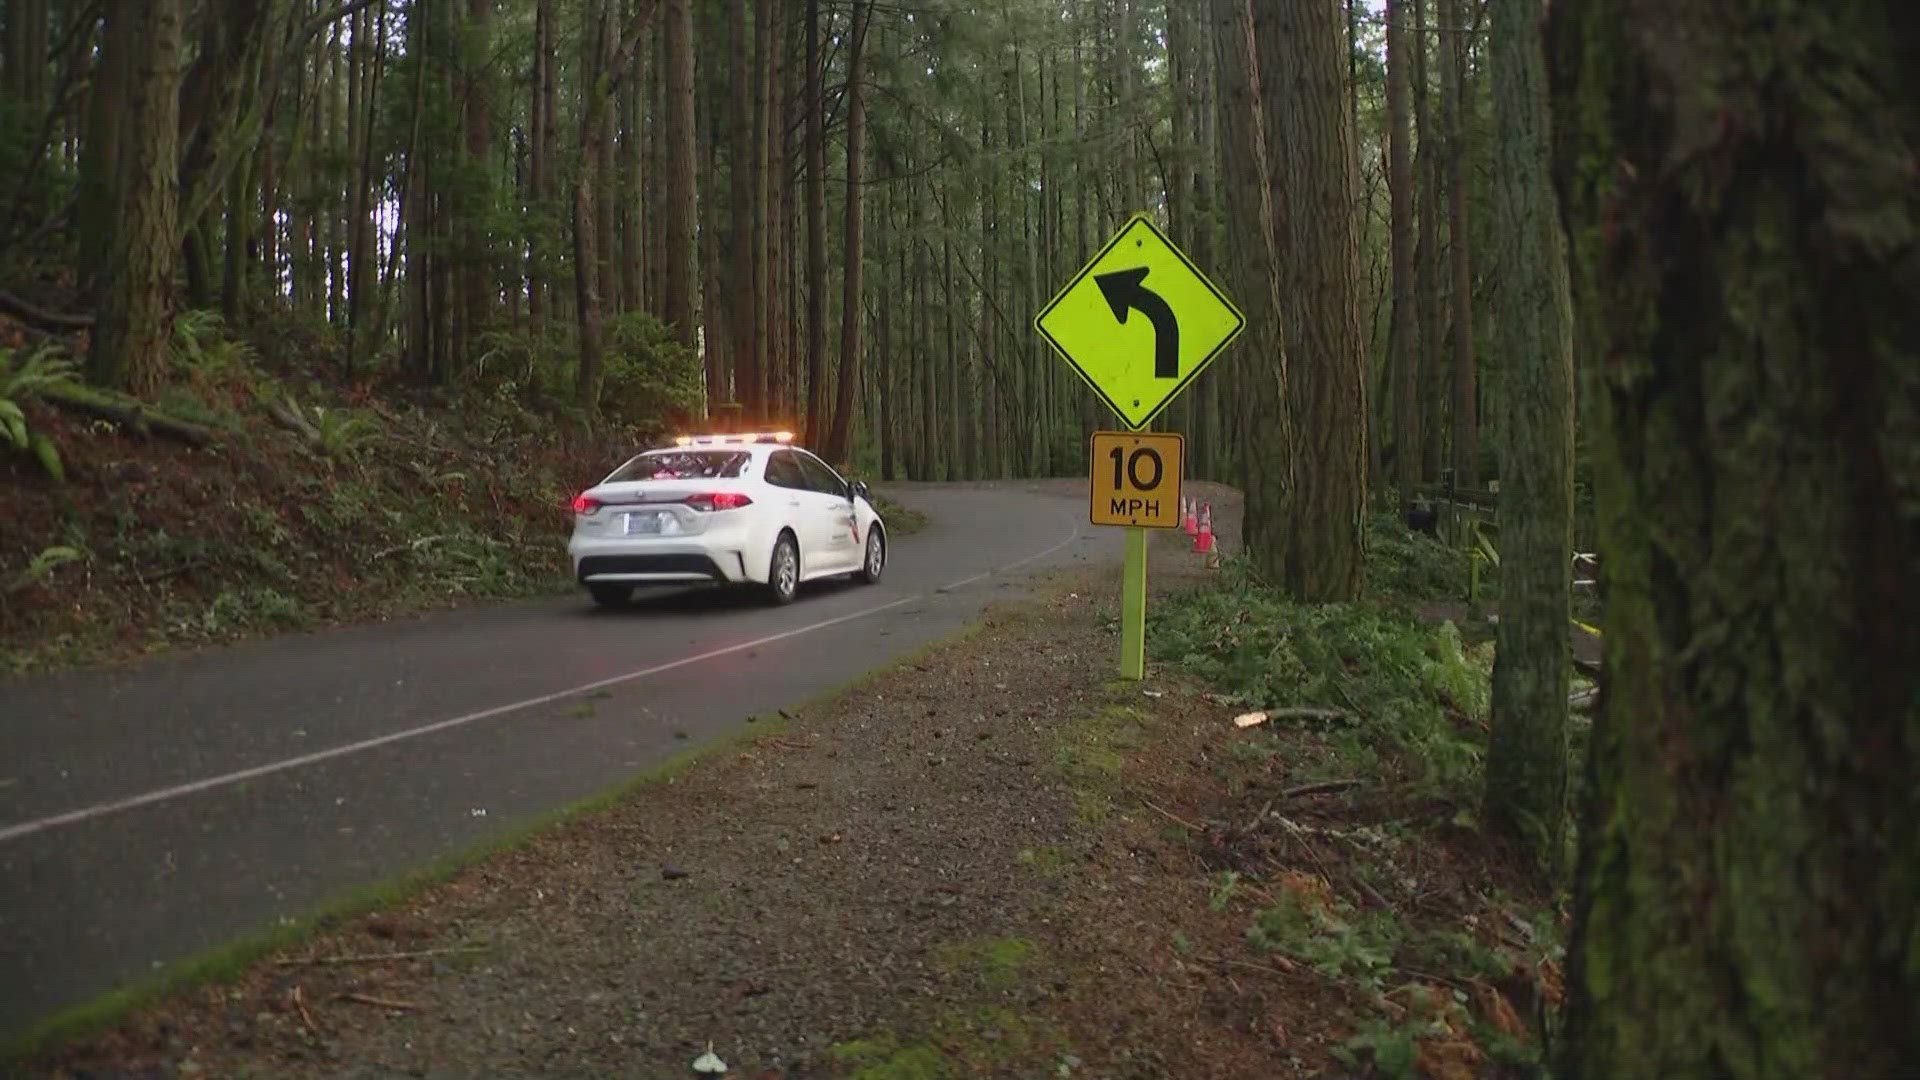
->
(672, 431, 794, 446)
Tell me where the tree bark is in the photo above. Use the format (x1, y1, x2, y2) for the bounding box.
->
(1482, 0, 1574, 866)
(1442, 0, 1476, 487)
(725, 0, 759, 421)
(1550, 0, 1920, 1074)
(89, 0, 182, 394)
(823, 0, 871, 467)
(752, 0, 776, 417)
(573, 0, 660, 406)
(661, 0, 699, 359)
(801, 0, 827, 441)
(462, 0, 495, 341)
(3, 0, 49, 116)
(76, 0, 133, 303)
(527, 0, 553, 334)
(617, 1, 647, 316)
(1211, 0, 1296, 574)
(1413, 0, 1445, 482)
(1257, 0, 1368, 601)
(1386, 0, 1420, 496)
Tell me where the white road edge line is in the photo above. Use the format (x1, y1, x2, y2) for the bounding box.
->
(0, 516, 1084, 845)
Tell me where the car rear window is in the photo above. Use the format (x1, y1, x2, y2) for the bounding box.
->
(606, 451, 750, 481)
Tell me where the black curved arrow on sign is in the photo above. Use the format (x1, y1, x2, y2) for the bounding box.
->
(1095, 267, 1180, 379)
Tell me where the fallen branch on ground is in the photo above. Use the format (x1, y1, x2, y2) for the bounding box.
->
(336, 992, 421, 1011)
(1280, 778, 1366, 800)
(41, 385, 215, 447)
(1233, 706, 1350, 729)
(372, 535, 453, 560)
(1138, 796, 1202, 833)
(266, 398, 321, 447)
(0, 289, 92, 331)
(275, 945, 482, 966)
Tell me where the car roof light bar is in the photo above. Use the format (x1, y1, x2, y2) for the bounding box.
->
(671, 431, 794, 447)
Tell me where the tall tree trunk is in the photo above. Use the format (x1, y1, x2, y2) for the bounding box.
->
(823, 0, 871, 467)
(1443, 0, 1476, 488)
(1386, 0, 1420, 496)
(661, 0, 699, 358)
(617, 4, 646, 316)
(345, 0, 370, 367)
(221, 152, 253, 321)
(1481, 0, 1573, 866)
(1413, 0, 1445, 482)
(574, 0, 660, 406)
(1258, 0, 1368, 601)
(726, 0, 759, 420)
(76, 0, 133, 303)
(402, 0, 434, 377)
(591, 4, 618, 331)
(752, 0, 776, 417)
(463, 0, 494, 341)
(1212, 0, 1294, 560)
(1552, 0, 1920, 1073)
(527, 0, 553, 334)
(327, 21, 347, 329)
(3, 0, 49, 116)
(90, 0, 182, 394)
(801, 0, 828, 441)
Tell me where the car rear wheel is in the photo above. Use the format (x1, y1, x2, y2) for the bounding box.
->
(855, 526, 885, 584)
(766, 532, 800, 605)
(589, 583, 633, 607)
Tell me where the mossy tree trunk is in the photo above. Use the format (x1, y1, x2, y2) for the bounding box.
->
(90, 0, 182, 394)
(1483, 0, 1574, 866)
(1550, 0, 1920, 1074)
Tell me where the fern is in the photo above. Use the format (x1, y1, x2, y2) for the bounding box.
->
(0, 343, 78, 479)
(7, 545, 83, 593)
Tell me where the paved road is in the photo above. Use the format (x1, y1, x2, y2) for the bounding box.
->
(0, 482, 1115, 1038)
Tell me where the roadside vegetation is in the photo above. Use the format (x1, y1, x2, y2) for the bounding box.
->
(1125, 521, 1569, 1078)
(0, 311, 915, 675)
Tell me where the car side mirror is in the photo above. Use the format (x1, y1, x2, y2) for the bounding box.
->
(850, 480, 869, 501)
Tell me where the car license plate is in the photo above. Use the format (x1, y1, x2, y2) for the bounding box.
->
(623, 511, 663, 535)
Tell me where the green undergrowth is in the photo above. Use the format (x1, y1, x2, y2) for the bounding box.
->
(1, 311, 914, 674)
(1139, 528, 1571, 1078)
(870, 491, 929, 536)
(1366, 511, 1476, 603)
(1149, 558, 1494, 795)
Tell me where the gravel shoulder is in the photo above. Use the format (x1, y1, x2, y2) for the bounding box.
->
(20, 483, 1283, 1079)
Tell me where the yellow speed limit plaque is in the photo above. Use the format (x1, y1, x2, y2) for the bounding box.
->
(1090, 431, 1183, 529)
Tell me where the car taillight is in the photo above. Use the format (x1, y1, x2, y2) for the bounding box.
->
(686, 492, 752, 512)
(571, 492, 601, 514)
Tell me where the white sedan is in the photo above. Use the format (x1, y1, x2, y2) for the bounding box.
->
(567, 433, 888, 607)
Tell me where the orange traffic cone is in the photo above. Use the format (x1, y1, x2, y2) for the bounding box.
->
(1183, 497, 1199, 536)
(1195, 502, 1215, 554)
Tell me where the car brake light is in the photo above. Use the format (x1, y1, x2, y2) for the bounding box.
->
(686, 492, 752, 511)
(571, 492, 601, 514)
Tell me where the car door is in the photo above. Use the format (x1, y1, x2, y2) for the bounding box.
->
(763, 451, 829, 572)
(795, 451, 860, 571)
